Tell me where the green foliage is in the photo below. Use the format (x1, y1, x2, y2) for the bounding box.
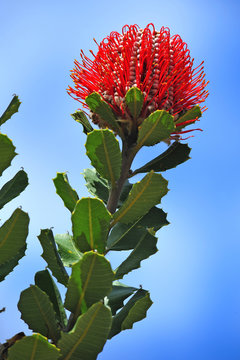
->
(0, 244, 26, 282)
(8, 334, 60, 360)
(107, 281, 137, 315)
(58, 302, 112, 360)
(38, 229, 69, 286)
(71, 198, 111, 253)
(83, 168, 109, 204)
(175, 105, 202, 130)
(64, 252, 114, 320)
(85, 130, 122, 186)
(115, 230, 158, 279)
(83, 168, 132, 207)
(0, 170, 28, 210)
(107, 206, 168, 251)
(53, 172, 79, 212)
(125, 87, 144, 120)
(55, 233, 82, 267)
(136, 110, 175, 149)
(0, 95, 21, 126)
(108, 289, 152, 338)
(18, 285, 60, 343)
(35, 269, 67, 328)
(85, 92, 122, 135)
(132, 141, 191, 175)
(0, 208, 29, 265)
(112, 171, 168, 225)
(0, 96, 29, 282)
(71, 110, 93, 134)
(0, 134, 17, 176)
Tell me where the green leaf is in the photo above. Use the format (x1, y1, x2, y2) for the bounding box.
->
(136, 110, 175, 149)
(175, 105, 202, 130)
(138, 206, 169, 231)
(85, 92, 122, 135)
(0, 95, 21, 126)
(118, 180, 133, 206)
(115, 230, 158, 279)
(38, 229, 69, 286)
(108, 289, 152, 338)
(58, 302, 112, 360)
(107, 281, 137, 315)
(107, 206, 168, 251)
(72, 198, 111, 253)
(0, 170, 28, 210)
(83, 168, 109, 204)
(35, 269, 67, 328)
(64, 252, 114, 321)
(0, 244, 26, 282)
(18, 285, 60, 343)
(121, 292, 152, 330)
(8, 334, 60, 360)
(85, 129, 121, 186)
(71, 110, 93, 134)
(0, 134, 17, 176)
(83, 168, 132, 207)
(53, 173, 79, 212)
(132, 141, 191, 175)
(55, 233, 82, 267)
(125, 87, 144, 119)
(0, 208, 29, 265)
(112, 171, 168, 226)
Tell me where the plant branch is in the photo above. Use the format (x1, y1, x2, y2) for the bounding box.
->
(107, 142, 135, 214)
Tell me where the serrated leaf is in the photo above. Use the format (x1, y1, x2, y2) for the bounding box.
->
(125, 87, 144, 119)
(18, 285, 60, 343)
(0, 208, 29, 265)
(108, 289, 152, 338)
(175, 105, 202, 130)
(58, 302, 112, 360)
(107, 281, 137, 315)
(83, 168, 109, 204)
(132, 141, 191, 175)
(8, 334, 60, 360)
(85, 129, 121, 186)
(136, 110, 175, 149)
(83, 168, 132, 207)
(118, 180, 133, 206)
(64, 252, 114, 322)
(107, 206, 168, 251)
(55, 233, 82, 267)
(71, 110, 93, 134)
(0, 244, 26, 282)
(85, 92, 122, 136)
(0, 170, 28, 210)
(0, 134, 17, 176)
(112, 171, 168, 226)
(35, 269, 67, 328)
(0, 95, 21, 126)
(72, 198, 111, 253)
(121, 292, 152, 330)
(38, 229, 69, 286)
(53, 173, 79, 212)
(138, 206, 169, 230)
(115, 230, 158, 279)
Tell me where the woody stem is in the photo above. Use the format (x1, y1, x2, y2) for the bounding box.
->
(107, 142, 135, 214)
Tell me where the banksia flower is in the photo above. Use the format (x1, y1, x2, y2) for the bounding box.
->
(68, 24, 208, 141)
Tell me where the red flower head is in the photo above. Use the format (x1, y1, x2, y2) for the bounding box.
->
(68, 24, 208, 140)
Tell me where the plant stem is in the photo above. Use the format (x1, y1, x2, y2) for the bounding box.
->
(107, 142, 135, 214)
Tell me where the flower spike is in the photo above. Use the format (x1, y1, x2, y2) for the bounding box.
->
(68, 24, 208, 141)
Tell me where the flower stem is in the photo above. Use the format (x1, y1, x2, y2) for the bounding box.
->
(107, 142, 135, 214)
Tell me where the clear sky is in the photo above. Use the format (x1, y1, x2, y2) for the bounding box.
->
(0, 0, 240, 359)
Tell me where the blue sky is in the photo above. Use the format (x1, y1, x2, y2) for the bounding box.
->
(0, 0, 240, 359)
